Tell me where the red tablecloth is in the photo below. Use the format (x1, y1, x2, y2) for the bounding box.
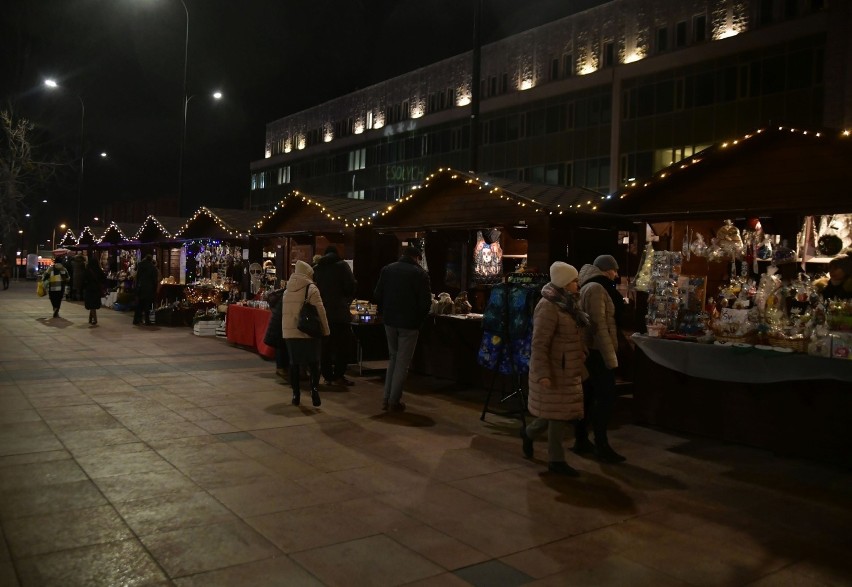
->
(225, 304, 276, 359)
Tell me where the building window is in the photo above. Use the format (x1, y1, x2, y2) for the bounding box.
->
(500, 73, 508, 93)
(366, 111, 373, 130)
(347, 190, 365, 200)
(760, 0, 775, 25)
(348, 148, 366, 171)
(693, 14, 707, 42)
(277, 166, 291, 184)
(551, 58, 560, 80)
(676, 21, 687, 47)
(562, 53, 573, 77)
(656, 27, 669, 52)
(489, 76, 497, 96)
(603, 42, 615, 67)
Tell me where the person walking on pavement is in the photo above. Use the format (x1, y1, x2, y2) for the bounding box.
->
(42, 256, 70, 318)
(373, 245, 432, 412)
(0, 256, 10, 290)
(133, 254, 159, 326)
(83, 254, 107, 326)
(521, 262, 589, 476)
(574, 254, 626, 463)
(313, 245, 357, 387)
(282, 260, 330, 407)
(263, 281, 288, 379)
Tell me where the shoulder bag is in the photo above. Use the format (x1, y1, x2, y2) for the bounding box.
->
(297, 285, 323, 337)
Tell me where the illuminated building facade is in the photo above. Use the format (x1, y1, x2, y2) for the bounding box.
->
(249, 0, 847, 209)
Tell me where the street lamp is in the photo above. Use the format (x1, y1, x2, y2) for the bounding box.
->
(52, 223, 67, 251)
(179, 90, 222, 215)
(44, 79, 85, 231)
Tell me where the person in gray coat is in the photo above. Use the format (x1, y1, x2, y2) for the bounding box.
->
(521, 262, 589, 476)
(574, 254, 625, 463)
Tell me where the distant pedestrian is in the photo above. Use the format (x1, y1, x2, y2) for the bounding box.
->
(282, 260, 330, 407)
(521, 262, 589, 476)
(0, 256, 10, 290)
(373, 245, 432, 412)
(42, 257, 70, 318)
(133, 254, 159, 326)
(313, 246, 357, 387)
(83, 255, 107, 326)
(575, 254, 626, 463)
(70, 252, 85, 301)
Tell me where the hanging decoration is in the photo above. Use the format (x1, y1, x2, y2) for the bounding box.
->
(473, 229, 503, 283)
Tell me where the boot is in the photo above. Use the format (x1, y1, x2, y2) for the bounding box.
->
(520, 426, 534, 459)
(289, 365, 301, 406)
(594, 431, 626, 463)
(572, 420, 595, 455)
(309, 363, 321, 407)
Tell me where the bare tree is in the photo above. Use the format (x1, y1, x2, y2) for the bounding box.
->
(0, 108, 57, 262)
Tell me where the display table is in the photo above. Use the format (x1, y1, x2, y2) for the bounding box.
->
(632, 334, 852, 466)
(412, 314, 486, 386)
(225, 305, 276, 359)
(351, 320, 388, 373)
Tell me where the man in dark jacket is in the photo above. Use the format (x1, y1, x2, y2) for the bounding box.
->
(133, 254, 159, 326)
(373, 245, 432, 412)
(313, 246, 357, 386)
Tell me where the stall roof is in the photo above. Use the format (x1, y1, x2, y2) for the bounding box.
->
(98, 221, 141, 244)
(371, 167, 609, 230)
(57, 229, 77, 248)
(75, 226, 98, 246)
(608, 126, 852, 221)
(133, 215, 188, 242)
(251, 191, 385, 234)
(176, 207, 265, 239)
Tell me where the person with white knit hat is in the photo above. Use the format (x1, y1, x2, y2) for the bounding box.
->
(521, 261, 590, 476)
(282, 259, 330, 407)
(574, 253, 626, 463)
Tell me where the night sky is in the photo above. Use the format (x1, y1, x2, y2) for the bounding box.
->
(2, 0, 607, 244)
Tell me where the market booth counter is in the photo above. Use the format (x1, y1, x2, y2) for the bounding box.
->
(607, 126, 852, 465)
(361, 168, 631, 393)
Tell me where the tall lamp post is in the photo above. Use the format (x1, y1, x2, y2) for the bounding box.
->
(44, 79, 85, 231)
(52, 224, 67, 251)
(179, 90, 222, 214)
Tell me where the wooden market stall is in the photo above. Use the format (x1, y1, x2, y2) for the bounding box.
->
(606, 125, 852, 465)
(135, 215, 187, 287)
(359, 167, 632, 387)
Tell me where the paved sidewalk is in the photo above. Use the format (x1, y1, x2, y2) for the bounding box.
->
(0, 279, 850, 586)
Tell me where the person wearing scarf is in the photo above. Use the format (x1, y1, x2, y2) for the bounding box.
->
(521, 262, 589, 476)
(575, 254, 626, 463)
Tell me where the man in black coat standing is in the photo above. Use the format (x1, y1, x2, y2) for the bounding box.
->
(373, 245, 432, 412)
(133, 254, 159, 326)
(313, 246, 357, 386)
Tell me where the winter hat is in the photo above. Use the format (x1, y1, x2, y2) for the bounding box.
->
(593, 254, 619, 272)
(294, 259, 314, 278)
(549, 261, 579, 288)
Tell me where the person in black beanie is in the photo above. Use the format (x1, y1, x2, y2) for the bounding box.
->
(574, 254, 626, 463)
(313, 245, 357, 386)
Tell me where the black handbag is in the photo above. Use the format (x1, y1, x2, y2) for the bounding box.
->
(297, 285, 324, 337)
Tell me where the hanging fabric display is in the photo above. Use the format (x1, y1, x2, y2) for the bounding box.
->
(477, 279, 543, 375)
(473, 229, 503, 283)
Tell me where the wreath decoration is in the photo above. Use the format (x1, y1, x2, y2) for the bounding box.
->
(817, 234, 843, 257)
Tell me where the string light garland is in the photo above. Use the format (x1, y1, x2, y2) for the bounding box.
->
(617, 126, 851, 201)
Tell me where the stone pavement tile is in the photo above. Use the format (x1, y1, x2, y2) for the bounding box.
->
(387, 524, 491, 571)
(54, 427, 141, 451)
(525, 553, 691, 586)
(499, 531, 616, 579)
(155, 438, 247, 469)
(182, 458, 280, 490)
(0, 479, 107, 520)
(0, 528, 18, 587)
(290, 534, 443, 586)
(93, 468, 200, 503)
(14, 539, 168, 587)
(34, 404, 107, 422)
(376, 482, 495, 524)
(43, 411, 123, 433)
(140, 519, 281, 579)
(3, 505, 133, 558)
(0, 449, 69, 468)
(173, 555, 325, 587)
(453, 559, 533, 587)
(129, 420, 209, 443)
(193, 419, 241, 434)
(75, 445, 175, 478)
(0, 459, 88, 491)
(328, 462, 432, 495)
(246, 502, 379, 554)
(393, 445, 522, 483)
(209, 478, 307, 517)
(25, 393, 96, 409)
(116, 489, 235, 536)
(328, 496, 422, 534)
(0, 405, 38, 423)
(399, 573, 474, 586)
(290, 444, 378, 473)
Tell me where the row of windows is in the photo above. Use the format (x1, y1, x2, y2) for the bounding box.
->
(623, 41, 822, 119)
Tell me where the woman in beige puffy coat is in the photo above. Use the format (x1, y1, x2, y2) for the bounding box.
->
(521, 262, 589, 476)
(282, 260, 330, 407)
